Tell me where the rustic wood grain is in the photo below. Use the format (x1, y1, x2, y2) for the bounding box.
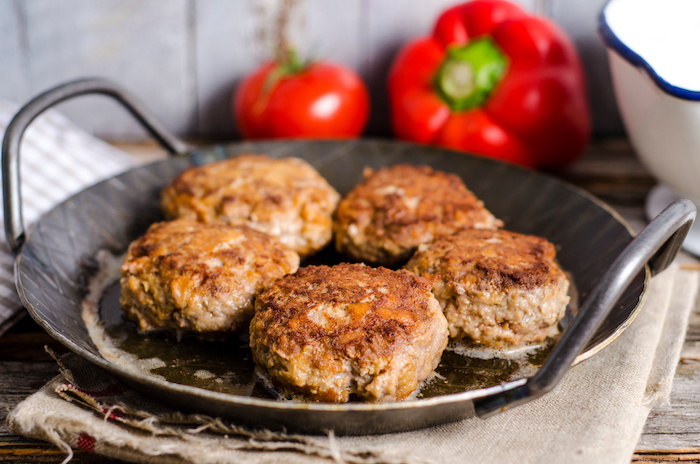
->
(0, 360, 59, 433)
(363, 0, 540, 136)
(363, 0, 470, 135)
(559, 139, 655, 206)
(194, 0, 364, 138)
(637, 362, 700, 450)
(550, 0, 624, 135)
(0, 0, 29, 105)
(0, 140, 698, 463)
(633, 449, 700, 463)
(1, 0, 623, 139)
(193, 0, 258, 138)
(0, 443, 121, 462)
(0, 317, 122, 463)
(21, 0, 195, 139)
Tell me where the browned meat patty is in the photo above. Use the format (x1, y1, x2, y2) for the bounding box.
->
(161, 154, 340, 257)
(249, 263, 449, 402)
(333, 164, 502, 266)
(404, 228, 569, 348)
(120, 219, 300, 335)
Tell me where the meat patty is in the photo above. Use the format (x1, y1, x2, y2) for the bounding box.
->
(404, 228, 569, 348)
(333, 164, 502, 266)
(161, 154, 340, 257)
(249, 263, 449, 402)
(120, 219, 300, 335)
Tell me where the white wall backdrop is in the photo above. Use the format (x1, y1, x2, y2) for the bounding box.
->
(0, 0, 621, 140)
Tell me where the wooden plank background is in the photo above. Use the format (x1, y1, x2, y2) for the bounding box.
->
(0, 0, 622, 140)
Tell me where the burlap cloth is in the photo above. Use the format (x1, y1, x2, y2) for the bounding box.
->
(7, 260, 699, 464)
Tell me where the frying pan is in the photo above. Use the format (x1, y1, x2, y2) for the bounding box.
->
(2, 78, 695, 435)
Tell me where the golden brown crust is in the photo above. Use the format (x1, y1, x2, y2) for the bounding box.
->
(250, 263, 448, 402)
(405, 228, 569, 347)
(120, 219, 300, 334)
(161, 155, 340, 257)
(333, 164, 502, 266)
(407, 229, 560, 292)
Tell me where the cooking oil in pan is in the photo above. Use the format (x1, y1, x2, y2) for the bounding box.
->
(83, 250, 574, 402)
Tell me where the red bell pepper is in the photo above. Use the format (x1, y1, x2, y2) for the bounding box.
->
(388, 0, 591, 169)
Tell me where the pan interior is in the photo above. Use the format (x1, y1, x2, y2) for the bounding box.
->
(15, 140, 646, 425)
(88, 247, 557, 401)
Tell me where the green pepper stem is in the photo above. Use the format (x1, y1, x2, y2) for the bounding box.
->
(434, 38, 508, 112)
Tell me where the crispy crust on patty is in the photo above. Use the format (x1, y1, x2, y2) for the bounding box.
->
(250, 263, 448, 402)
(333, 164, 502, 266)
(120, 219, 300, 334)
(405, 228, 569, 347)
(161, 154, 340, 257)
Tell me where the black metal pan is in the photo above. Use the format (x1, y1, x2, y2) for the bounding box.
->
(2, 78, 695, 435)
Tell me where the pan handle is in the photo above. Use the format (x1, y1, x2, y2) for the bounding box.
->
(474, 198, 696, 418)
(2, 78, 190, 254)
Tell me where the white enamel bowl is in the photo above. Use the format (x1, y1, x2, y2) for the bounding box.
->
(600, 0, 700, 254)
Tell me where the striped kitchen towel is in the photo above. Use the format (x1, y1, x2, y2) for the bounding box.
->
(0, 102, 156, 336)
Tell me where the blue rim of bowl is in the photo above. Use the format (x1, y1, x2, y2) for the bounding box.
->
(598, 0, 700, 101)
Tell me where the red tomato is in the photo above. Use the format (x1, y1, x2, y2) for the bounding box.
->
(234, 61, 370, 139)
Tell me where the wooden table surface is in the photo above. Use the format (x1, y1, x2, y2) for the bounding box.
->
(1, 139, 699, 463)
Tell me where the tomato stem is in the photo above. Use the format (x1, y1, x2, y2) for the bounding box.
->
(275, 47, 306, 74)
(434, 38, 508, 111)
(260, 48, 307, 99)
